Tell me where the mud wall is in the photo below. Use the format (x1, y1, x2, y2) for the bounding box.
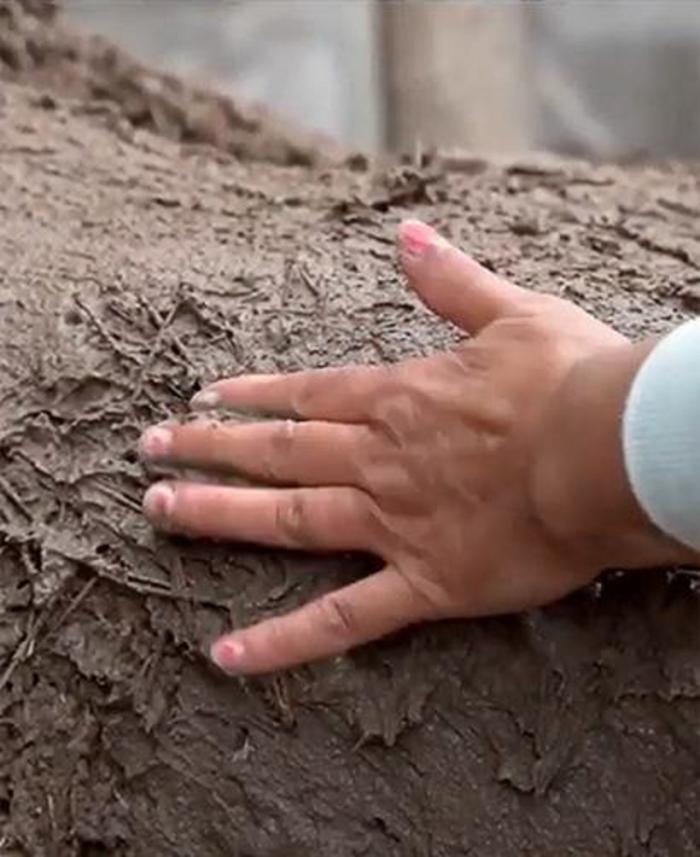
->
(1, 77, 700, 855)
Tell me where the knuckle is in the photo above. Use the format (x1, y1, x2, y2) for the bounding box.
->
(274, 491, 308, 545)
(314, 592, 357, 640)
(262, 419, 297, 481)
(291, 370, 329, 418)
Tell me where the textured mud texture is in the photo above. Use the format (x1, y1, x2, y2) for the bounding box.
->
(3, 79, 700, 856)
(0, 0, 339, 166)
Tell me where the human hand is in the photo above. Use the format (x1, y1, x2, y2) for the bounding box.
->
(140, 220, 685, 674)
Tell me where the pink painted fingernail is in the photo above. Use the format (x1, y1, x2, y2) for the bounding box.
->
(143, 482, 175, 520)
(191, 389, 220, 409)
(139, 426, 172, 459)
(399, 220, 444, 258)
(210, 637, 245, 674)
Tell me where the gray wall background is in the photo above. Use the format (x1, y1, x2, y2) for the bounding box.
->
(64, 1, 700, 160)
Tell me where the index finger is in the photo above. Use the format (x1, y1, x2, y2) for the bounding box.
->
(209, 566, 435, 674)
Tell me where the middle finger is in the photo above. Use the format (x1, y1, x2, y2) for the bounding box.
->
(139, 419, 371, 487)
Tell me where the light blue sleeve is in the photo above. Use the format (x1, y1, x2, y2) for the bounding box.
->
(623, 318, 700, 552)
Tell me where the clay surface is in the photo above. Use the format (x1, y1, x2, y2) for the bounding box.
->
(2, 59, 700, 857)
(0, 0, 340, 166)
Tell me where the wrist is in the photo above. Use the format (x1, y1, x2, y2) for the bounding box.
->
(530, 339, 695, 569)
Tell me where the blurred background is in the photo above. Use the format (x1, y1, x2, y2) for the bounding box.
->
(64, 0, 700, 160)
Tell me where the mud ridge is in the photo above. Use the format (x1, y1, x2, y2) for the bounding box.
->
(0, 0, 341, 166)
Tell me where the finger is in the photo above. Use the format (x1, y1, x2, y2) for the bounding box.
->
(139, 419, 370, 486)
(209, 566, 435, 674)
(143, 481, 380, 551)
(190, 365, 389, 422)
(398, 219, 535, 335)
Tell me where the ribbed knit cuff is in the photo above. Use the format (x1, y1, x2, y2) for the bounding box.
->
(623, 318, 700, 552)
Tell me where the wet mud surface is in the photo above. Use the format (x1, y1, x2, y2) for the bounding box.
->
(0, 0, 339, 167)
(2, 79, 700, 856)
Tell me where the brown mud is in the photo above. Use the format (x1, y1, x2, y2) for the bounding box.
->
(0, 0, 340, 167)
(3, 54, 700, 857)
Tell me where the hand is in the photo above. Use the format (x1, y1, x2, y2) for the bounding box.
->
(139, 220, 682, 675)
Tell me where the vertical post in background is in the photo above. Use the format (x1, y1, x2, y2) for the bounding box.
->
(380, 2, 534, 155)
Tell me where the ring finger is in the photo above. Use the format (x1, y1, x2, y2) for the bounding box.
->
(143, 481, 383, 552)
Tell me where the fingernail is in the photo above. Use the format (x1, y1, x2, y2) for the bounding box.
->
(400, 220, 436, 256)
(191, 389, 220, 410)
(399, 220, 447, 259)
(143, 482, 175, 521)
(139, 426, 172, 459)
(210, 637, 245, 674)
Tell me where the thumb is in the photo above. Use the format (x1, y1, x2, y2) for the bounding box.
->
(398, 220, 532, 335)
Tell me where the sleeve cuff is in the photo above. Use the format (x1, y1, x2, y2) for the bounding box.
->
(623, 318, 700, 553)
